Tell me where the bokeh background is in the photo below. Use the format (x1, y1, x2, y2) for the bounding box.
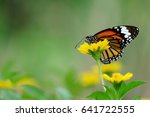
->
(0, 0, 149, 99)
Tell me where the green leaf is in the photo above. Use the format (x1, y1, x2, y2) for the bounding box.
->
(22, 85, 47, 99)
(0, 89, 21, 100)
(118, 81, 126, 98)
(134, 96, 141, 100)
(64, 70, 81, 95)
(87, 91, 110, 100)
(55, 87, 72, 99)
(113, 82, 123, 91)
(119, 81, 145, 99)
(1, 62, 18, 80)
(119, 81, 126, 90)
(104, 85, 118, 100)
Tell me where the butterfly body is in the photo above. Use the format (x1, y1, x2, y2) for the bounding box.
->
(85, 25, 139, 64)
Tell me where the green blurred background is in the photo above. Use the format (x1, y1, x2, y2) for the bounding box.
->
(0, 0, 149, 99)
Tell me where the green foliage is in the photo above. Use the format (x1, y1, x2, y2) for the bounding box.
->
(0, 63, 49, 100)
(134, 96, 141, 100)
(21, 85, 47, 100)
(54, 87, 72, 100)
(0, 89, 21, 100)
(0, 62, 20, 82)
(0, 62, 86, 99)
(88, 81, 145, 100)
(104, 85, 118, 100)
(64, 70, 82, 96)
(118, 81, 145, 99)
(88, 91, 110, 100)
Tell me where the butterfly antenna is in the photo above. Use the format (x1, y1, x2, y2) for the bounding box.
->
(75, 38, 85, 49)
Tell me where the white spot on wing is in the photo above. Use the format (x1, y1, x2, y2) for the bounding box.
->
(120, 26, 131, 38)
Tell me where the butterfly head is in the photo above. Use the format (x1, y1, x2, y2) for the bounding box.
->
(85, 36, 97, 44)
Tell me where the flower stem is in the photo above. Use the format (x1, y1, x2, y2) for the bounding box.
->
(90, 50, 106, 91)
(96, 59, 106, 91)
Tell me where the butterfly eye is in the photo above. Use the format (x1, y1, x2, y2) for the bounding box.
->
(85, 36, 91, 38)
(85, 36, 91, 40)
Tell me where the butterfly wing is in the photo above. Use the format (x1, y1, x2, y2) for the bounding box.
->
(94, 25, 139, 64)
(100, 37, 125, 64)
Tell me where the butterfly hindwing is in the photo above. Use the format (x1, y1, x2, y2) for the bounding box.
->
(100, 47, 124, 64)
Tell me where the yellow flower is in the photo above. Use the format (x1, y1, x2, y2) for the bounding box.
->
(0, 80, 13, 89)
(78, 39, 110, 54)
(16, 77, 37, 87)
(15, 77, 37, 93)
(77, 42, 91, 54)
(102, 62, 122, 73)
(0, 77, 36, 90)
(80, 69, 100, 87)
(102, 72, 133, 83)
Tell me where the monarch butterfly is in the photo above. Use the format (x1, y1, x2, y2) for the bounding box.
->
(85, 25, 139, 64)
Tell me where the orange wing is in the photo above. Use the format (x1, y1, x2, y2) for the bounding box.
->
(94, 29, 124, 41)
(93, 25, 139, 64)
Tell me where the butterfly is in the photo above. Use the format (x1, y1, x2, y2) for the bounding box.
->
(85, 25, 139, 64)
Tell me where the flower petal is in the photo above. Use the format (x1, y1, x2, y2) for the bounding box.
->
(77, 42, 90, 54)
(122, 72, 133, 81)
(102, 74, 112, 82)
(103, 72, 133, 84)
(77, 39, 110, 55)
